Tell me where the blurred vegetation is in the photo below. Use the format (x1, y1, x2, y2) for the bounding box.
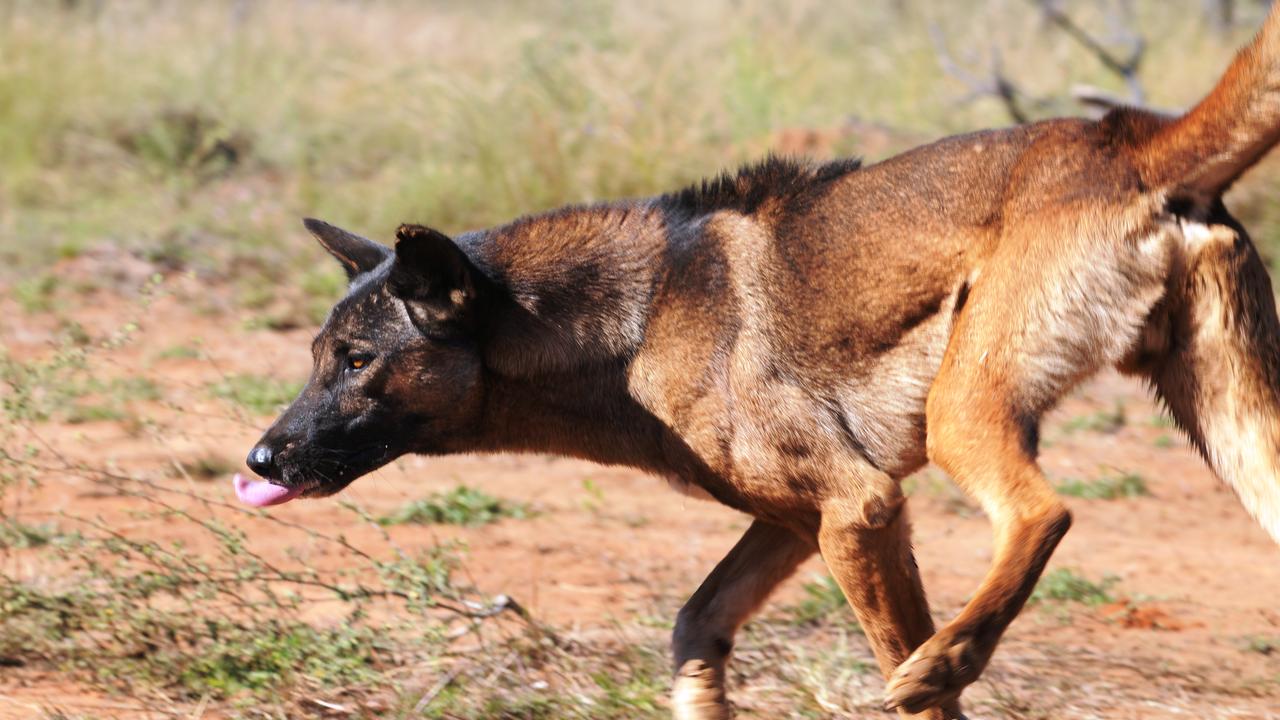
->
(786, 574, 862, 629)
(3, 0, 1279, 303)
(380, 485, 531, 527)
(1056, 470, 1150, 499)
(209, 372, 303, 415)
(1030, 567, 1120, 606)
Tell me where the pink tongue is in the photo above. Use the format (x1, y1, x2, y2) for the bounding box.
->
(233, 473, 304, 507)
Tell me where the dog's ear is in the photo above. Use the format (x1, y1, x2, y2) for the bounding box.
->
(303, 218, 391, 280)
(388, 224, 479, 329)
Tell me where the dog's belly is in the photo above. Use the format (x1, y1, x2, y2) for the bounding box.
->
(630, 204, 971, 512)
(831, 283, 960, 478)
(637, 278, 961, 518)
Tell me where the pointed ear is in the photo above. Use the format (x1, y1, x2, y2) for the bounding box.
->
(388, 224, 479, 328)
(303, 218, 391, 280)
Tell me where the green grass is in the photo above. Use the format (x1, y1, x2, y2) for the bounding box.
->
(1055, 471, 1150, 500)
(413, 636, 670, 720)
(1061, 401, 1126, 435)
(902, 470, 980, 516)
(301, 265, 348, 323)
(0, 519, 56, 549)
(1242, 635, 1279, 656)
(156, 343, 202, 360)
(583, 644, 671, 719)
(786, 574, 859, 628)
(1, 347, 162, 424)
(380, 485, 530, 527)
(1, 0, 1272, 286)
(62, 377, 161, 425)
(1030, 568, 1119, 606)
(580, 477, 606, 514)
(209, 374, 303, 415)
(174, 454, 238, 481)
(13, 272, 58, 313)
(1, 565, 407, 702)
(175, 622, 382, 698)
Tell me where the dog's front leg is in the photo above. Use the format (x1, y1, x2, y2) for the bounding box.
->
(819, 489, 967, 720)
(672, 519, 814, 720)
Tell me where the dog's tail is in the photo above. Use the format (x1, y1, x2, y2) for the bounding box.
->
(1135, 5, 1280, 195)
(1147, 212, 1280, 545)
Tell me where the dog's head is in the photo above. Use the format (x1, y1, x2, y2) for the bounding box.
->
(236, 219, 487, 506)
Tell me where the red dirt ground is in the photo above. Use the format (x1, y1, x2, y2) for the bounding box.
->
(2, 267, 1278, 718)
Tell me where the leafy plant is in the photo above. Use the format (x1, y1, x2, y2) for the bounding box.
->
(1055, 472, 1150, 500)
(14, 273, 58, 314)
(1030, 569, 1119, 606)
(1061, 401, 1126, 434)
(1242, 635, 1278, 656)
(786, 575, 860, 629)
(381, 485, 529, 527)
(174, 453, 238, 481)
(0, 519, 56, 549)
(210, 374, 303, 415)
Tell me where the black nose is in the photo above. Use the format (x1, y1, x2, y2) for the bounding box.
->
(246, 445, 278, 479)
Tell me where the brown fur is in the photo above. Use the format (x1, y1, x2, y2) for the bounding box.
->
(254, 10, 1280, 718)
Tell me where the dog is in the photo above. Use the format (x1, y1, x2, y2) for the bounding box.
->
(239, 8, 1280, 718)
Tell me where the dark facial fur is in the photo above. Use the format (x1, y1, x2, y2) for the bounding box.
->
(248, 223, 486, 496)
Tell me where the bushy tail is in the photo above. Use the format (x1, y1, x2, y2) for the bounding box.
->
(1137, 6, 1280, 195)
(1152, 215, 1280, 544)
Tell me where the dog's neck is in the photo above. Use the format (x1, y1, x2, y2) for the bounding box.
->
(470, 361, 671, 469)
(463, 200, 670, 376)
(455, 201, 676, 468)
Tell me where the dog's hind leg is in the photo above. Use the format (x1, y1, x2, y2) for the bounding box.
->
(884, 211, 1174, 713)
(819, 488, 967, 720)
(672, 519, 814, 720)
(1134, 213, 1280, 543)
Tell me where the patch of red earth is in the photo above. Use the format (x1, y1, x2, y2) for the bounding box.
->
(2, 274, 1279, 717)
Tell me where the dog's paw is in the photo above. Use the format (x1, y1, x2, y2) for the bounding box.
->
(883, 632, 983, 715)
(672, 659, 732, 720)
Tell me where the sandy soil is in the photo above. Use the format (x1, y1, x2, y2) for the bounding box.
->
(1, 268, 1278, 719)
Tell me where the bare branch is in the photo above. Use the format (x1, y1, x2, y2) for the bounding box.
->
(1032, 0, 1147, 105)
(928, 24, 1034, 124)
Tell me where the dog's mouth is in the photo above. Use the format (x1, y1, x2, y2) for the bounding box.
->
(231, 445, 392, 508)
(233, 473, 306, 507)
(231, 472, 363, 508)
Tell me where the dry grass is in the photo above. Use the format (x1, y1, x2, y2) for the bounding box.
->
(0, 0, 1268, 281)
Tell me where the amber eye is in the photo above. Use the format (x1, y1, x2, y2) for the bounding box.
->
(346, 353, 374, 371)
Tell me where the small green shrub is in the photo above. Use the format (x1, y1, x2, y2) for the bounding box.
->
(175, 622, 382, 697)
(157, 343, 202, 360)
(210, 374, 302, 415)
(381, 486, 529, 527)
(1030, 569, 1119, 606)
(0, 519, 56, 549)
(14, 273, 59, 314)
(1242, 635, 1278, 656)
(175, 454, 238, 481)
(786, 575, 859, 628)
(115, 109, 250, 184)
(1056, 472, 1150, 500)
(1061, 401, 1126, 434)
(64, 377, 160, 425)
